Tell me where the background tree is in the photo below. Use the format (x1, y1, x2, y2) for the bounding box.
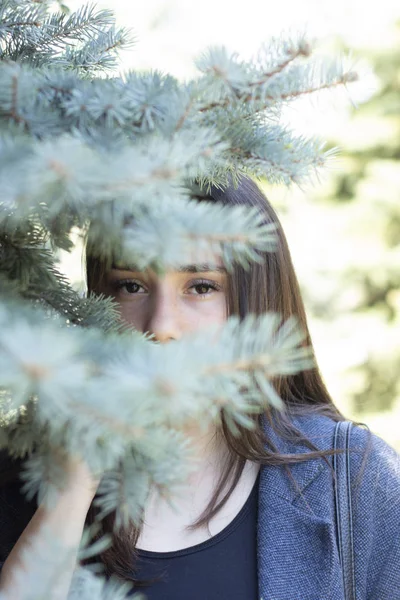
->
(261, 23, 400, 449)
(329, 25, 400, 418)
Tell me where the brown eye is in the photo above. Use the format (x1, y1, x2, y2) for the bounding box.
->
(194, 284, 211, 295)
(188, 279, 221, 297)
(114, 279, 146, 295)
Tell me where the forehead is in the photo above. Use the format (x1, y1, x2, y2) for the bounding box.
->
(113, 251, 226, 274)
(166, 262, 226, 274)
(168, 249, 225, 273)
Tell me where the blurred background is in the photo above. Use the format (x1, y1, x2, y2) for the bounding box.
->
(60, 0, 400, 449)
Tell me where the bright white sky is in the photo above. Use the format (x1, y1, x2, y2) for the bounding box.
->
(65, 0, 400, 136)
(66, 0, 400, 69)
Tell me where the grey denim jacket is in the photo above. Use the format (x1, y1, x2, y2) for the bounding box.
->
(257, 414, 400, 600)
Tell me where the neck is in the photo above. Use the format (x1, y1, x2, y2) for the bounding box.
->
(177, 419, 230, 487)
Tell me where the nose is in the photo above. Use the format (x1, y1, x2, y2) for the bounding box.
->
(145, 286, 181, 343)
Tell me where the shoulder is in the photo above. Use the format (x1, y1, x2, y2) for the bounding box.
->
(261, 411, 400, 511)
(293, 413, 399, 484)
(289, 412, 400, 500)
(287, 413, 400, 596)
(260, 412, 400, 596)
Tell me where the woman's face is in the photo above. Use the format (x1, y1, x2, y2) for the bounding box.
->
(103, 255, 228, 343)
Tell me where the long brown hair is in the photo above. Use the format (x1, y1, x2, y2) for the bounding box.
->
(0, 175, 350, 587)
(84, 175, 345, 583)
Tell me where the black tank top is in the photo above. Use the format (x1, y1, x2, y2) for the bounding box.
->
(131, 473, 260, 599)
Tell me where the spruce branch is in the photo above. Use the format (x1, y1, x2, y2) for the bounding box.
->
(0, 1, 134, 77)
(194, 43, 358, 115)
(116, 196, 278, 272)
(0, 302, 312, 501)
(253, 34, 313, 80)
(0, 61, 31, 127)
(37, 3, 117, 46)
(0, 2, 359, 585)
(68, 566, 139, 600)
(196, 65, 358, 113)
(173, 95, 195, 133)
(59, 24, 136, 73)
(0, 1, 46, 42)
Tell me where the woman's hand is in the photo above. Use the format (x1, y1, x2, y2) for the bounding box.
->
(0, 451, 102, 600)
(61, 453, 101, 503)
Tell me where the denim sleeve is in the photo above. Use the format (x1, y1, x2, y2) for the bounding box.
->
(349, 426, 400, 600)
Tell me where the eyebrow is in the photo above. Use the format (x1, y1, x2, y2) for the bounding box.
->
(112, 263, 227, 274)
(176, 264, 227, 274)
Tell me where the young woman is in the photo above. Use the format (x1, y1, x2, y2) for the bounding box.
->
(0, 176, 399, 600)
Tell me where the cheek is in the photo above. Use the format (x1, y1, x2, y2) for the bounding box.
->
(184, 298, 227, 328)
(113, 295, 228, 331)
(185, 301, 227, 346)
(116, 301, 145, 328)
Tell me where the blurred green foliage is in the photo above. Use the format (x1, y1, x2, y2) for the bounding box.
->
(319, 27, 400, 417)
(262, 24, 400, 448)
